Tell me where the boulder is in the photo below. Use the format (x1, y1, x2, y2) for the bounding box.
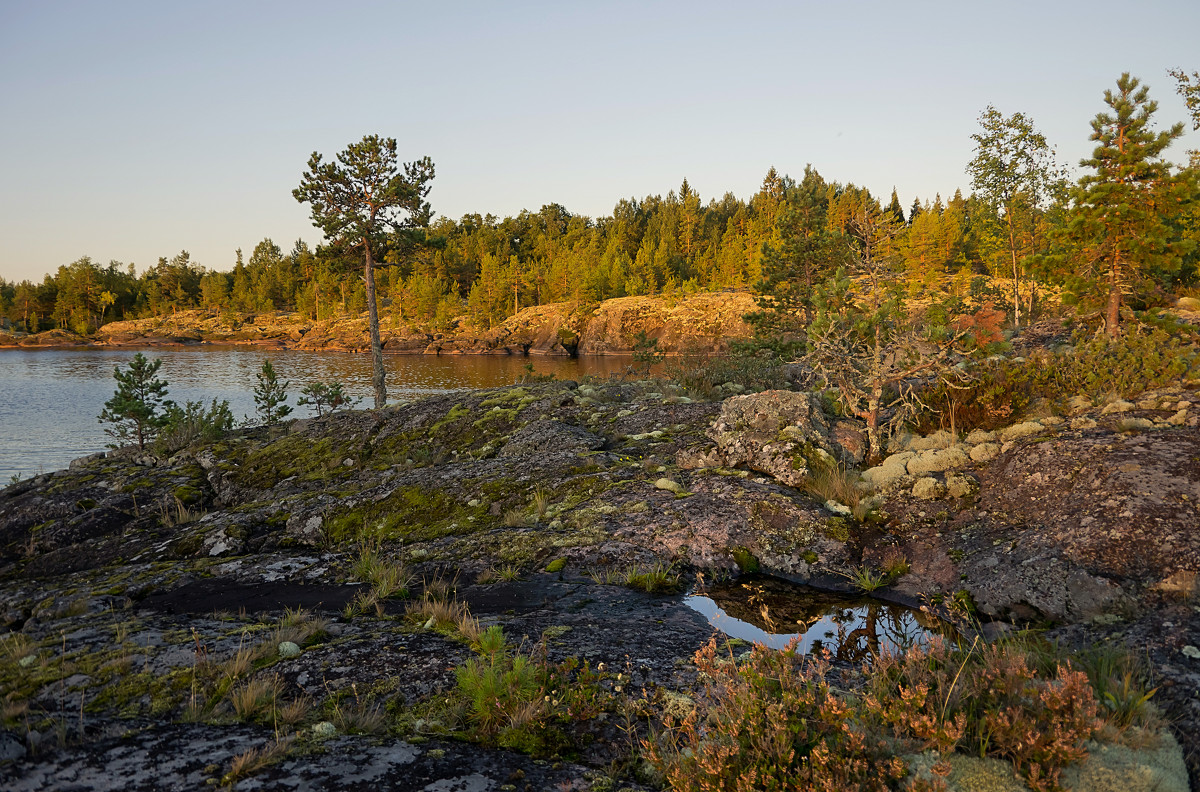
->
(967, 553, 1124, 623)
(703, 391, 843, 487)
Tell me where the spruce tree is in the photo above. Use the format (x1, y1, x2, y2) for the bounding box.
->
(886, 188, 905, 224)
(98, 353, 171, 450)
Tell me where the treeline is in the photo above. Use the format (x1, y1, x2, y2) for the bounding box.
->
(3, 73, 1199, 337)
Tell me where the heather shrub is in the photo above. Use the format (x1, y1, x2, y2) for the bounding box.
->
(651, 635, 1110, 792)
(863, 637, 1102, 792)
(644, 637, 907, 792)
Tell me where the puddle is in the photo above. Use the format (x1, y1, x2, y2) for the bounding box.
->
(685, 576, 951, 661)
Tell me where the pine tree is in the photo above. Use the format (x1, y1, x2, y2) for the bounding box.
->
(98, 353, 171, 450)
(253, 360, 292, 425)
(1065, 74, 1194, 335)
(294, 135, 435, 409)
(746, 167, 850, 356)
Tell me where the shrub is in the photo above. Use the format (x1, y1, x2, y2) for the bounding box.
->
(156, 398, 234, 454)
(644, 637, 908, 791)
(916, 326, 1198, 433)
(650, 634, 1113, 792)
(297, 381, 358, 417)
(666, 346, 788, 400)
(863, 637, 1102, 791)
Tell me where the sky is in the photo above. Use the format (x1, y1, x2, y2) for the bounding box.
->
(2, 0, 1198, 283)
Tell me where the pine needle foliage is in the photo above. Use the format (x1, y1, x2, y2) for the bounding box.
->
(97, 352, 171, 450)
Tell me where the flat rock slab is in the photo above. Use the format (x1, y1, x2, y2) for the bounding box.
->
(1, 723, 632, 791)
(137, 578, 363, 615)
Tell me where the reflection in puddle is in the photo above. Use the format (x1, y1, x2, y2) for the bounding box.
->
(685, 577, 950, 662)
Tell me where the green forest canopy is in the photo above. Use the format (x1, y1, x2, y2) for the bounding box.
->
(4, 73, 1198, 339)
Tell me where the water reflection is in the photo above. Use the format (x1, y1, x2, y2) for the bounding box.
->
(0, 347, 629, 481)
(685, 576, 949, 661)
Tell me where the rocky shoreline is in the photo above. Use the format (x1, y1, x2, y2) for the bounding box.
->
(2, 376, 1199, 790)
(0, 292, 758, 358)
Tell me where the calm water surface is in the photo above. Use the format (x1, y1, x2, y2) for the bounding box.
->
(0, 347, 627, 482)
(685, 577, 951, 660)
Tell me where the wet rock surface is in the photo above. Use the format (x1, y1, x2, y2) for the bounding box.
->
(3, 378, 1199, 789)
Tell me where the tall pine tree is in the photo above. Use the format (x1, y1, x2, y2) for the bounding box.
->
(1064, 74, 1194, 335)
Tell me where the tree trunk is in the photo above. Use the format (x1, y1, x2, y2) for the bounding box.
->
(364, 245, 387, 409)
(1007, 212, 1021, 331)
(1106, 258, 1122, 338)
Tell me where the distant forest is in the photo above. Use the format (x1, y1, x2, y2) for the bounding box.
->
(4, 73, 1199, 338)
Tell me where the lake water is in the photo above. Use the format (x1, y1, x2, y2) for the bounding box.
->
(0, 347, 629, 482)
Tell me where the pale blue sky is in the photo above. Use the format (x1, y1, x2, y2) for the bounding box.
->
(2, 0, 1198, 282)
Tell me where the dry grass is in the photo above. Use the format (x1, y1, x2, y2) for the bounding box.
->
(330, 688, 388, 735)
(158, 494, 203, 527)
(0, 633, 35, 662)
(278, 695, 312, 728)
(588, 563, 681, 594)
(406, 593, 469, 631)
(342, 589, 382, 619)
(805, 465, 867, 513)
(2, 693, 29, 722)
(352, 547, 413, 599)
(423, 573, 457, 601)
(222, 735, 293, 786)
(221, 643, 255, 684)
(477, 564, 521, 584)
(503, 508, 530, 527)
(531, 487, 552, 520)
(456, 611, 485, 645)
(230, 674, 281, 722)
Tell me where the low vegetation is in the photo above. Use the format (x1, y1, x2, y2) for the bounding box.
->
(647, 633, 1159, 792)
